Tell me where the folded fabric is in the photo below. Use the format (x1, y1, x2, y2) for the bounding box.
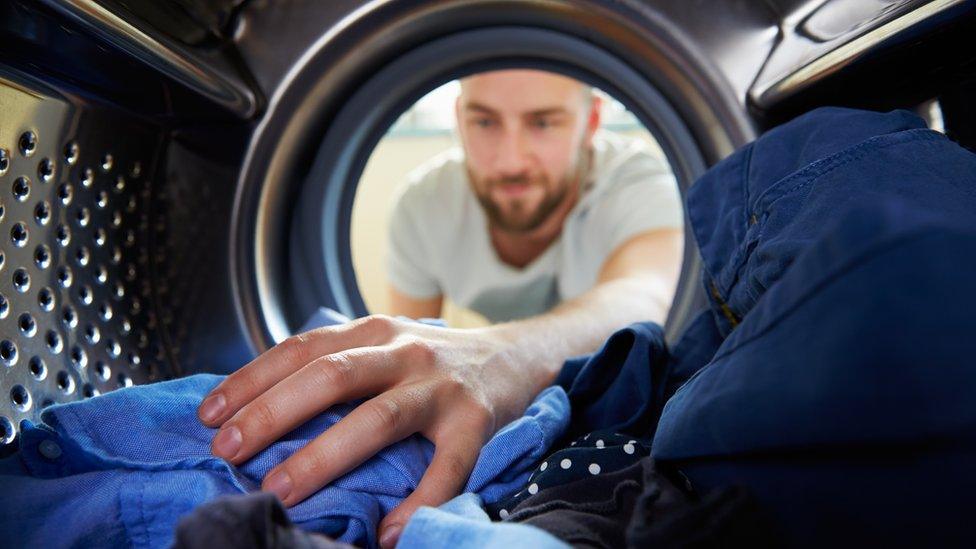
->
(553, 322, 670, 444)
(687, 107, 976, 336)
(0, 375, 568, 548)
(398, 493, 568, 549)
(652, 107, 976, 546)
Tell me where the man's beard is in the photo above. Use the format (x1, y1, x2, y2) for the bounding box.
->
(473, 175, 569, 233)
(469, 150, 588, 234)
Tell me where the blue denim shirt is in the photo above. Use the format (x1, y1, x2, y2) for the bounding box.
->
(0, 375, 568, 548)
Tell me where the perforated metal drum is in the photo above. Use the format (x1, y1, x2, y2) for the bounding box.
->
(0, 0, 256, 454)
(0, 73, 171, 449)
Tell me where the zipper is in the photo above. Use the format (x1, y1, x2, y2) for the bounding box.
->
(710, 281, 741, 329)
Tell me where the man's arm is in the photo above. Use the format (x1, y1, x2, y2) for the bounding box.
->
(488, 227, 682, 389)
(388, 287, 443, 319)
(196, 228, 683, 548)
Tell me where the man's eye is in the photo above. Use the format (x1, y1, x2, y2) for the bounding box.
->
(532, 118, 554, 129)
(474, 118, 495, 128)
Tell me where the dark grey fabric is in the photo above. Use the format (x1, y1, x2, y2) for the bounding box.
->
(172, 492, 352, 549)
(508, 457, 779, 548)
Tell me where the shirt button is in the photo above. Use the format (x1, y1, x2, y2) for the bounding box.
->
(38, 439, 63, 460)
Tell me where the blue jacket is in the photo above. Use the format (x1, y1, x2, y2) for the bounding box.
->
(653, 108, 976, 546)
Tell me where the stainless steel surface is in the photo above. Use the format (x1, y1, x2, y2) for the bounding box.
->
(750, 0, 970, 108)
(40, 0, 258, 118)
(0, 72, 171, 450)
(637, 0, 780, 113)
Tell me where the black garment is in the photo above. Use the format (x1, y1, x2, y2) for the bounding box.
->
(507, 456, 779, 548)
(172, 492, 352, 549)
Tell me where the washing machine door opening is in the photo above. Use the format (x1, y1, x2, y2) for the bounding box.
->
(348, 72, 682, 329)
(279, 27, 711, 348)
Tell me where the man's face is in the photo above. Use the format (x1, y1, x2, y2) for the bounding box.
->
(456, 70, 600, 233)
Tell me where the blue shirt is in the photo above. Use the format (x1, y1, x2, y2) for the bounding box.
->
(399, 493, 568, 549)
(0, 374, 568, 548)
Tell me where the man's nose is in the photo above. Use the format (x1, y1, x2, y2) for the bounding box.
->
(494, 129, 531, 177)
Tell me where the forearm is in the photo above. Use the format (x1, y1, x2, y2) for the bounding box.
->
(388, 287, 443, 319)
(482, 274, 672, 393)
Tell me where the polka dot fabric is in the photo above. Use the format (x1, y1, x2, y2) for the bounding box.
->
(486, 430, 650, 520)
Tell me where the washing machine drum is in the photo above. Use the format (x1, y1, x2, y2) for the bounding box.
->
(0, 0, 756, 454)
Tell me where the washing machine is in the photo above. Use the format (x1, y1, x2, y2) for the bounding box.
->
(0, 0, 973, 462)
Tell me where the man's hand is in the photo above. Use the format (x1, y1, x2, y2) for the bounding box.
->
(197, 315, 542, 548)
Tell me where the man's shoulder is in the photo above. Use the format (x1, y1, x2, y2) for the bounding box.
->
(592, 130, 669, 179)
(390, 146, 474, 234)
(400, 147, 466, 194)
(392, 148, 467, 220)
(586, 131, 673, 202)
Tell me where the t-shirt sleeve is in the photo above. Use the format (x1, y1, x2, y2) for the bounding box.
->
(385, 184, 443, 299)
(593, 150, 685, 255)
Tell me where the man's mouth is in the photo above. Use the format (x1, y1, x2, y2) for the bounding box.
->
(495, 182, 533, 196)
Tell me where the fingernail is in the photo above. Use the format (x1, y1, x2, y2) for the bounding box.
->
(212, 425, 242, 459)
(263, 469, 292, 502)
(198, 393, 226, 423)
(379, 524, 401, 549)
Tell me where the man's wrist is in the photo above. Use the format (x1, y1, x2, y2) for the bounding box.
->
(478, 321, 566, 393)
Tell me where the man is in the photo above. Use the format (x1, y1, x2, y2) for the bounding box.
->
(387, 70, 684, 323)
(197, 70, 683, 548)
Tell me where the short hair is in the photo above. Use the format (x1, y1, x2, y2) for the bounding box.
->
(458, 72, 595, 108)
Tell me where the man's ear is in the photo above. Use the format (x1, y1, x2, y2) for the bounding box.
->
(454, 95, 465, 143)
(584, 94, 603, 146)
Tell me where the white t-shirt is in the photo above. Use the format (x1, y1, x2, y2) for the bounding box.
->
(386, 130, 683, 323)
